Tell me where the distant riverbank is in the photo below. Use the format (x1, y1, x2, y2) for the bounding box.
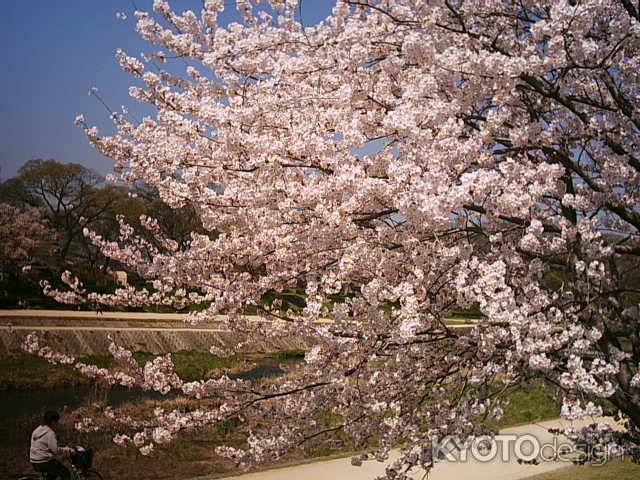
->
(0, 348, 304, 390)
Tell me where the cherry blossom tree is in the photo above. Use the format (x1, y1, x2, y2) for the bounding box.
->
(0, 203, 54, 268)
(33, 0, 640, 476)
(0, 203, 57, 305)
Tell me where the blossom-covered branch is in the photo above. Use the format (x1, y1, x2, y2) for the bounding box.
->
(39, 0, 640, 476)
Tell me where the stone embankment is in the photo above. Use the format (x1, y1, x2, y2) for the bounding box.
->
(0, 310, 305, 356)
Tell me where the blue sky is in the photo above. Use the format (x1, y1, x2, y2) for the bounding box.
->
(0, 0, 335, 179)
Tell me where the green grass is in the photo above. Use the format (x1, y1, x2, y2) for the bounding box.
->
(0, 348, 560, 438)
(0, 353, 70, 376)
(0, 350, 257, 388)
(526, 459, 640, 480)
(300, 381, 561, 462)
(272, 348, 306, 361)
(2, 350, 561, 436)
(131, 350, 243, 381)
(496, 379, 561, 428)
(0, 354, 79, 389)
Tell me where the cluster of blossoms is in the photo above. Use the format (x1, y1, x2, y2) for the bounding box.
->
(75, 417, 100, 433)
(36, 0, 640, 477)
(22, 333, 136, 386)
(0, 203, 56, 282)
(22, 332, 242, 452)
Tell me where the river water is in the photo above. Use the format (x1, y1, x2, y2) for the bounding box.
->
(1, 362, 284, 437)
(0, 362, 286, 478)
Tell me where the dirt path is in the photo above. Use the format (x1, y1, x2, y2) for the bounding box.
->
(213, 418, 613, 480)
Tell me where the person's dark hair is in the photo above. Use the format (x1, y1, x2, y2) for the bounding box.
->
(43, 410, 60, 426)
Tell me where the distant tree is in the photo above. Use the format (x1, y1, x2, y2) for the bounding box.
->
(3, 159, 145, 270)
(0, 174, 42, 207)
(0, 160, 208, 306)
(0, 203, 57, 306)
(0, 203, 54, 269)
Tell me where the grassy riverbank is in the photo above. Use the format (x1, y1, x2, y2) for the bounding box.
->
(527, 459, 640, 480)
(0, 348, 305, 390)
(2, 375, 564, 480)
(1, 337, 566, 479)
(495, 379, 562, 428)
(68, 382, 560, 480)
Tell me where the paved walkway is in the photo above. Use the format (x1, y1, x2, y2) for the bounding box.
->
(0, 309, 224, 332)
(0, 324, 229, 332)
(213, 418, 609, 480)
(0, 309, 197, 321)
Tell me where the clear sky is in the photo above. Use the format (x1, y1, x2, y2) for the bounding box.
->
(0, 0, 335, 179)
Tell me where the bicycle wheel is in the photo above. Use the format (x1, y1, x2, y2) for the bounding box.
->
(80, 469, 103, 480)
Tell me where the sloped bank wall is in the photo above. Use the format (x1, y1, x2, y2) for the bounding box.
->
(0, 328, 306, 356)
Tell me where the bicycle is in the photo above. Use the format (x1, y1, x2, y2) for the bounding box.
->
(18, 446, 103, 480)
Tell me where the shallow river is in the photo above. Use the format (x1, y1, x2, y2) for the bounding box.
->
(0, 361, 285, 477)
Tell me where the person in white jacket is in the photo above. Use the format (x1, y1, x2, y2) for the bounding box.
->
(30, 411, 72, 479)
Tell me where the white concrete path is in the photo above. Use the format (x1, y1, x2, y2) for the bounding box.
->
(215, 418, 605, 480)
(0, 309, 206, 321)
(0, 324, 229, 332)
